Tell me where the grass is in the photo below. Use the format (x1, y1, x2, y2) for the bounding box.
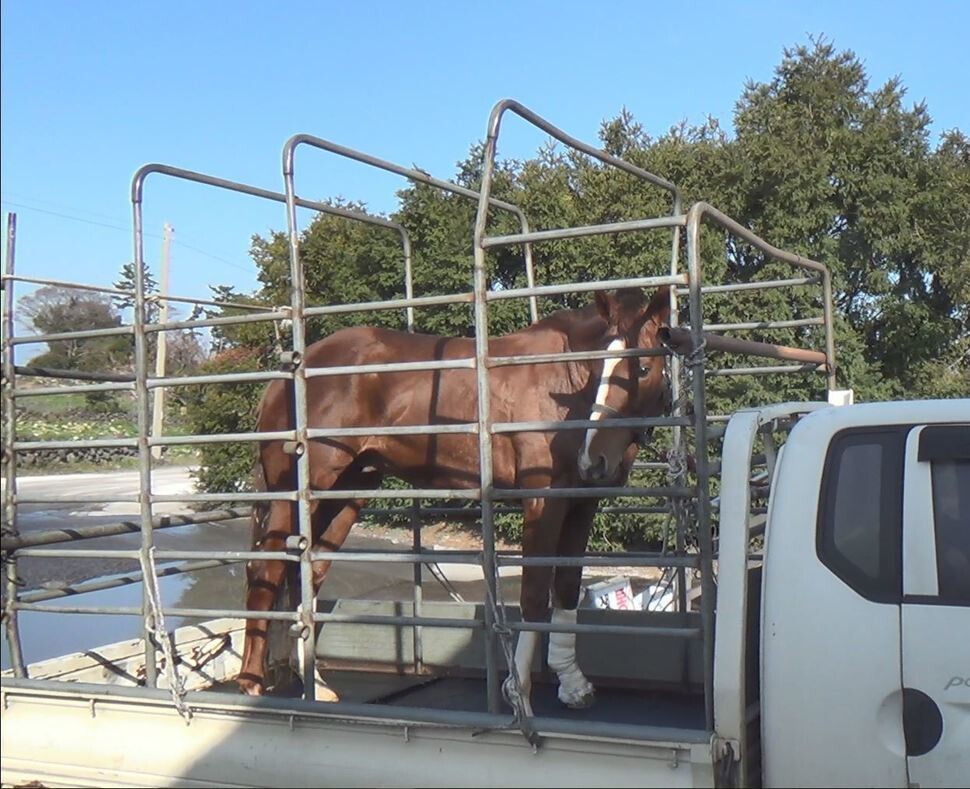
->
(14, 390, 201, 471)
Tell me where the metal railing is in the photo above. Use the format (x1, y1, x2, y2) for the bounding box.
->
(1, 98, 836, 742)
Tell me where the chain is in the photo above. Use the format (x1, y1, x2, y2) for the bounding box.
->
(140, 546, 193, 722)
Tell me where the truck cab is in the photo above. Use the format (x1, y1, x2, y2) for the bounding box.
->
(716, 398, 969, 787)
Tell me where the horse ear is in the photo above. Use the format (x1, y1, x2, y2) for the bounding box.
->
(594, 289, 613, 322)
(645, 285, 672, 327)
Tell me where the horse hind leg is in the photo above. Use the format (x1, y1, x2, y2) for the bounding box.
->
(238, 446, 361, 697)
(290, 461, 382, 702)
(238, 498, 294, 696)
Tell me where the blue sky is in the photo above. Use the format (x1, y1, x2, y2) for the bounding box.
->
(2, 0, 967, 330)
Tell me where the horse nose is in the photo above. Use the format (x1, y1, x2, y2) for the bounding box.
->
(579, 454, 609, 483)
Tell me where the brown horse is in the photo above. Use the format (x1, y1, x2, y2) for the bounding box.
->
(237, 285, 672, 713)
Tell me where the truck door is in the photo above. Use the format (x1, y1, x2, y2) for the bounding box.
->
(901, 424, 970, 787)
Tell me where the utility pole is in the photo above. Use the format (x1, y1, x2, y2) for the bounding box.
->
(150, 223, 172, 460)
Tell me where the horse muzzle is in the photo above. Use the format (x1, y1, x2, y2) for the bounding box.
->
(577, 452, 616, 485)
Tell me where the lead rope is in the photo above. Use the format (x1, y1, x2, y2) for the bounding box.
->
(485, 553, 541, 749)
(140, 546, 193, 722)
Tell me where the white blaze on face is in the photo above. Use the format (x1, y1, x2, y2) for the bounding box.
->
(579, 337, 627, 477)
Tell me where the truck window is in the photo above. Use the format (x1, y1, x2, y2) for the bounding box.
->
(817, 428, 905, 603)
(931, 460, 969, 602)
(920, 424, 970, 604)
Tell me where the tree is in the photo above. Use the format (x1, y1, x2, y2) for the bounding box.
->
(730, 37, 969, 400)
(17, 286, 130, 372)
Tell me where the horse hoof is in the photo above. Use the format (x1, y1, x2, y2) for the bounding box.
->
(314, 683, 340, 703)
(237, 677, 264, 697)
(559, 686, 596, 709)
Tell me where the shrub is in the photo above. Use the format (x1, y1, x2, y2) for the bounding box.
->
(183, 347, 265, 500)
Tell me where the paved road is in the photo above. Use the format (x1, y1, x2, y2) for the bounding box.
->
(2, 467, 524, 668)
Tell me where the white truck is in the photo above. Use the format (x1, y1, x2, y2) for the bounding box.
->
(3, 396, 967, 788)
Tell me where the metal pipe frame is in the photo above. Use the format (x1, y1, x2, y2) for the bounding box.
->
(13, 381, 134, 398)
(1, 508, 250, 551)
(3, 103, 839, 745)
(684, 202, 837, 391)
(10, 599, 696, 643)
(129, 162, 423, 695)
(18, 559, 239, 605)
(660, 326, 828, 367)
(9, 324, 134, 345)
(0, 677, 714, 745)
(130, 162, 416, 336)
(702, 316, 824, 332)
(2, 272, 271, 313)
(13, 365, 135, 383)
(282, 133, 539, 323)
(2, 212, 27, 677)
(679, 275, 819, 296)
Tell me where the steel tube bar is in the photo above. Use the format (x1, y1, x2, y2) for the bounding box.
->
(306, 424, 477, 439)
(708, 364, 820, 376)
(702, 317, 824, 332)
(282, 148, 321, 701)
(304, 291, 473, 317)
(492, 415, 691, 434)
(131, 177, 158, 687)
(13, 366, 135, 383)
(481, 215, 685, 248)
(14, 438, 137, 451)
(305, 358, 476, 377)
(282, 133, 540, 321)
(1, 213, 25, 677)
(10, 325, 133, 345)
(487, 273, 687, 303)
(2, 508, 250, 551)
(18, 559, 238, 604)
(660, 326, 828, 366)
(686, 204, 716, 732)
(678, 275, 819, 295)
(509, 621, 701, 639)
(492, 485, 692, 500)
(12, 381, 134, 397)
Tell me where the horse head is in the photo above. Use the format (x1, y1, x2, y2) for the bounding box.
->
(577, 285, 672, 484)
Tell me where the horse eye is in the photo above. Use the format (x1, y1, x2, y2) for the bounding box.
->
(638, 364, 650, 378)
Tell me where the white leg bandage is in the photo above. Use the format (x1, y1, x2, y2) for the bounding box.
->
(547, 608, 596, 708)
(503, 630, 538, 718)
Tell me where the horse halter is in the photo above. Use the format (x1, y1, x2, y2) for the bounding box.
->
(588, 352, 673, 447)
(634, 353, 673, 447)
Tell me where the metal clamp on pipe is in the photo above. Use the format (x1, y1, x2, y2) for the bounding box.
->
(285, 535, 308, 554)
(288, 622, 309, 640)
(279, 350, 302, 371)
(282, 441, 305, 456)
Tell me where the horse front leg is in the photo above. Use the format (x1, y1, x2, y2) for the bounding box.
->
(548, 497, 599, 709)
(505, 494, 568, 717)
(238, 500, 293, 696)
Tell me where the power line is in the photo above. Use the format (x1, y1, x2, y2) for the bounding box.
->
(0, 199, 253, 273)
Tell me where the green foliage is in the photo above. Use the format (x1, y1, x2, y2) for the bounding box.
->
(17, 286, 131, 372)
(186, 37, 968, 548)
(182, 346, 265, 498)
